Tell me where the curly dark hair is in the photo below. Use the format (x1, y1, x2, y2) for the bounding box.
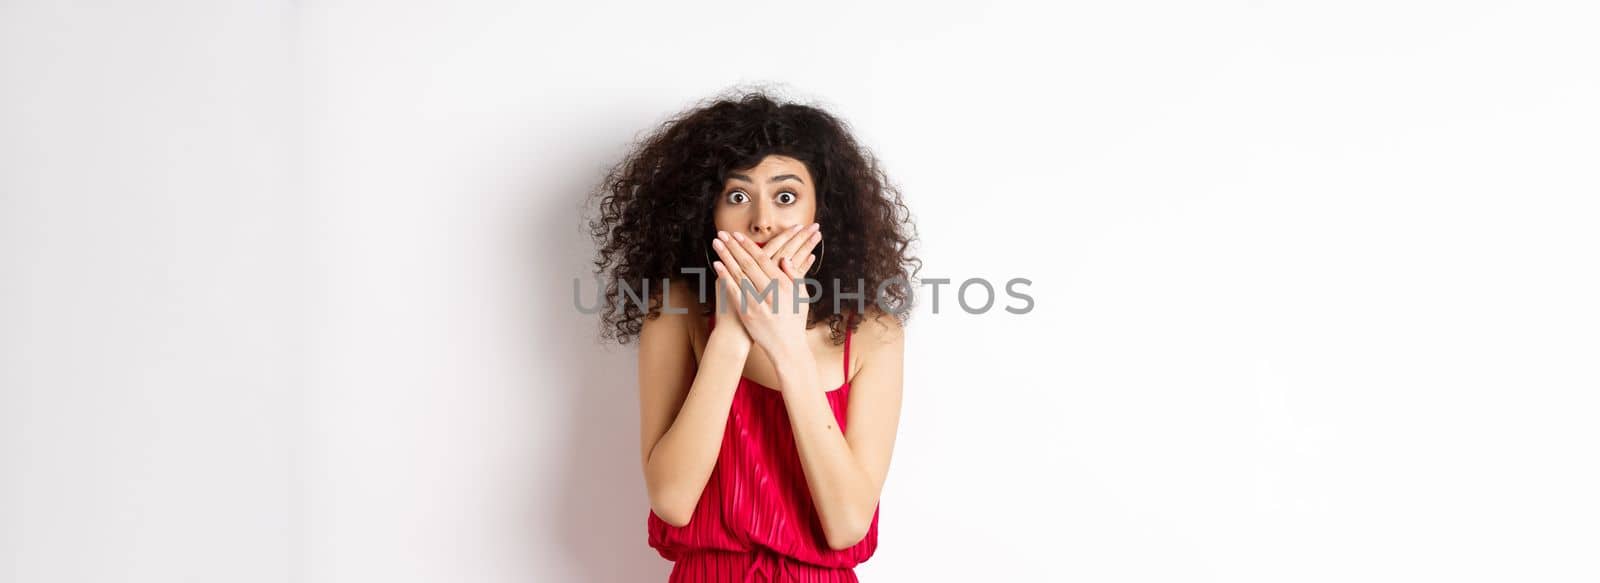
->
(586, 87, 921, 346)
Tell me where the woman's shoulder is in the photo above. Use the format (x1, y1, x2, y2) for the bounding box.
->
(849, 307, 906, 350)
(638, 278, 706, 344)
(663, 277, 708, 314)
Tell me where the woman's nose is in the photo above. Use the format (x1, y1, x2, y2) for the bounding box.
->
(750, 205, 776, 236)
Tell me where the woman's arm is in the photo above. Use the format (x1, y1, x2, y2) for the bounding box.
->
(771, 312, 905, 550)
(638, 279, 749, 527)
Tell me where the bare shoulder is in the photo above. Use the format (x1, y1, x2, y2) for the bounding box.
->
(852, 307, 906, 354)
(639, 278, 703, 346)
(845, 308, 905, 403)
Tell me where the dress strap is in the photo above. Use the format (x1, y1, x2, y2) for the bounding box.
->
(842, 313, 853, 384)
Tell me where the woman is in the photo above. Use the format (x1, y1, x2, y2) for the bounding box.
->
(588, 88, 920, 582)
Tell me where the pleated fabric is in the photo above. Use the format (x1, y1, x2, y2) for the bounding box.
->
(648, 312, 879, 582)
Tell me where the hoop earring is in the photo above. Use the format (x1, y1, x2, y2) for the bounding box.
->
(806, 237, 824, 276)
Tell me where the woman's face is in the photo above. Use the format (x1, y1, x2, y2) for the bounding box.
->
(713, 155, 818, 248)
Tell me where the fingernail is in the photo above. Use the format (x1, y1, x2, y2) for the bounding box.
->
(732, 232, 745, 241)
(712, 239, 723, 249)
(810, 222, 820, 231)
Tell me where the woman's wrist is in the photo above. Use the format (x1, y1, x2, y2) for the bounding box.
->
(766, 334, 812, 372)
(707, 325, 752, 354)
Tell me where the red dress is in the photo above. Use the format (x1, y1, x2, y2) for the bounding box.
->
(647, 312, 880, 582)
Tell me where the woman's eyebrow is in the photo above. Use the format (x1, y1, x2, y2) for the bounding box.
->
(728, 172, 805, 185)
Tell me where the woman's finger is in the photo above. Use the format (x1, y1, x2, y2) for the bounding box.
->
(724, 232, 776, 291)
(761, 223, 808, 260)
(711, 237, 753, 297)
(777, 257, 797, 299)
(782, 256, 810, 287)
(733, 231, 784, 282)
(714, 234, 770, 310)
(712, 260, 755, 316)
(790, 230, 821, 268)
(769, 222, 818, 263)
(710, 260, 742, 314)
(782, 257, 817, 307)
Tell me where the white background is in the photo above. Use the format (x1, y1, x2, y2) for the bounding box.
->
(3, 1, 1597, 582)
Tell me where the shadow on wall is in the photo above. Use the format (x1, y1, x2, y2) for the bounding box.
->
(525, 139, 670, 583)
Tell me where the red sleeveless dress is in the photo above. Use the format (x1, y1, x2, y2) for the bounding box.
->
(647, 312, 880, 582)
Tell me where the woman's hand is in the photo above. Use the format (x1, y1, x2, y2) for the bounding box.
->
(710, 225, 821, 357)
(706, 224, 816, 349)
(758, 222, 822, 272)
(707, 254, 753, 351)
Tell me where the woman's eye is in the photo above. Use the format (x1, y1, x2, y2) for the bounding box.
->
(777, 192, 796, 204)
(727, 191, 748, 204)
